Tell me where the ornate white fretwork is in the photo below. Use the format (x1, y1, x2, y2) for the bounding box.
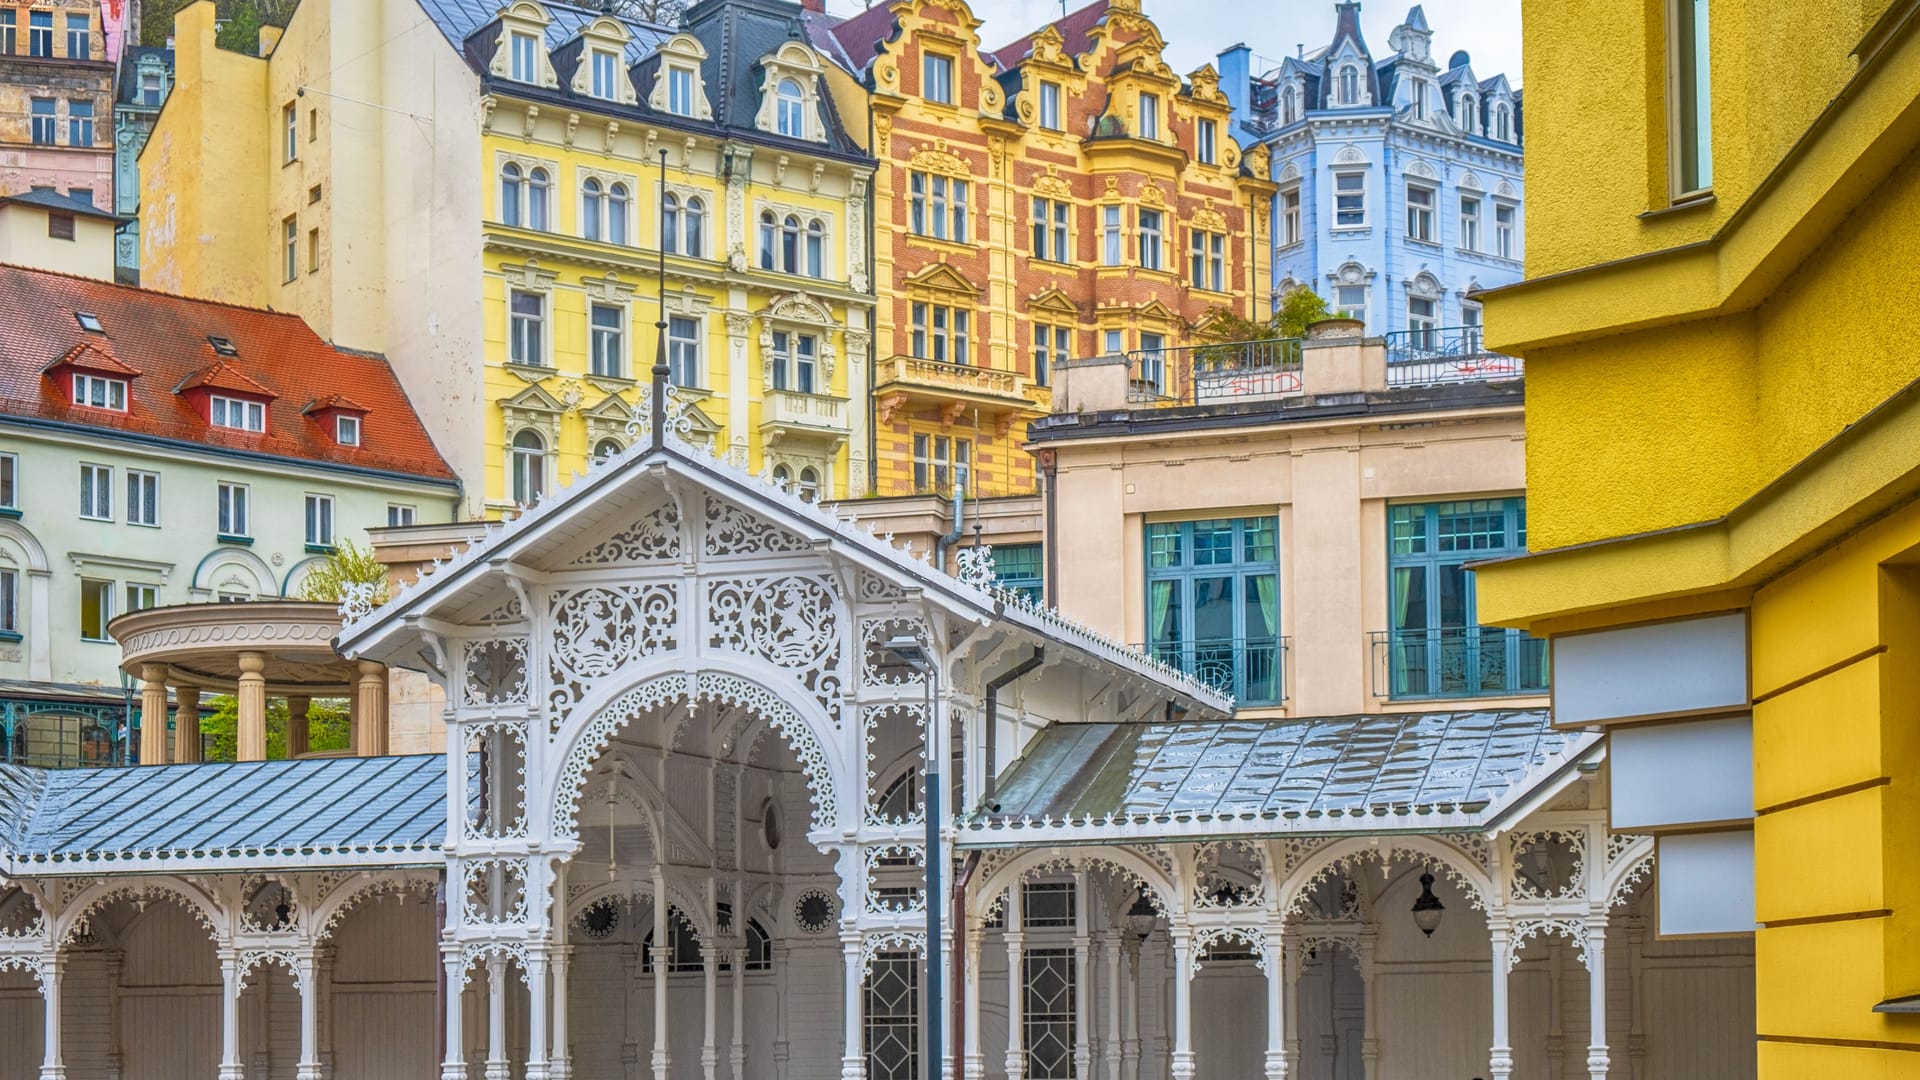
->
(461, 858, 530, 926)
(1510, 918, 1590, 971)
(547, 584, 680, 715)
(237, 948, 305, 993)
(704, 494, 811, 555)
(860, 930, 927, 974)
(569, 501, 683, 565)
(1191, 926, 1268, 973)
(464, 636, 530, 707)
(706, 575, 842, 719)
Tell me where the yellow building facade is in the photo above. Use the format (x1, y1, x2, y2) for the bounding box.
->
(141, 0, 873, 515)
(1479, 0, 1920, 1073)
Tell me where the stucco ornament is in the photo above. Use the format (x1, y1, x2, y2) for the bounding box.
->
(955, 544, 996, 590)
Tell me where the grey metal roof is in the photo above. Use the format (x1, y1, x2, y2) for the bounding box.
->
(982, 708, 1580, 825)
(416, 0, 674, 65)
(0, 755, 448, 873)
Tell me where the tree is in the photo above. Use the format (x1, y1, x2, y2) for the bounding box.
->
(300, 539, 390, 606)
(1193, 286, 1332, 345)
(213, 0, 262, 53)
(198, 695, 351, 761)
(600, 0, 689, 26)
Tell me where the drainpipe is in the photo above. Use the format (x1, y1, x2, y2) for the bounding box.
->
(932, 485, 965, 573)
(951, 851, 980, 1080)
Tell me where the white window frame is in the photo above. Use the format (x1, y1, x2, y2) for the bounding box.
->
(0, 568, 17, 635)
(336, 414, 361, 446)
(304, 493, 335, 548)
(387, 503, 417, 527)
(127, 469, 159, 527)
(668, 65, 695, 116)
(1102, 205, 1123, 265)
(1033, 323, 1070, 387)
(775, 78, 806, 137)
(922, 52, 954, 105)
(667, 315, 702, 387)
(283, 215, 299, 281)
(1197, 117, 1217, 164)
(0, 452, 15, 511)
(1494, 201, 1517, 260)
(1334, 169, 1367, 229)
(72, 373, 127, 411)
(908, 172, 969, 243)
(126, 582, 159, 613)
(218, 482, 251, 537)
(509, 288, 548, 366)
(1032, 197, 1069, 262)
(590, 49, 618, 101)
(910, 303, 971, 366)
(79, 577, 113, 642)
(1280, 186, 1302, 247)
(510, 31, 539, 83)
(1406, 182, 1435, 242)
(1460, 195, 1482, 251)
(511, 430, 548, 505)
(79, 462, 112, 521)
(283, 101, 297, 163)
(1334, 284, 1368, 323)
(769, 331, 819, 393)
(211, 396, 266, 433)
(589, 302, 626, 379)
(1338, 65, 1359, 105)
(1039, 81, 1061, 130)
(1138, 209, 1163, 270)
(1139, 92, 1159, 139)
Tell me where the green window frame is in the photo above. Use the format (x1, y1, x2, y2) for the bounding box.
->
(990, 543, 1043, 604)
(1383, 498, 1547, 698)
(1144, 517, 1282, 705)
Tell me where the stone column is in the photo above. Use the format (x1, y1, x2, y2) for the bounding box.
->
(297, 952, 322, 1080)
(175, 684, 202, 763)
(137, 664, 168, 765)
(1488, 919, 1514, 1080)
(551, 946, 572, 1080)
(219, 951, 244, 1080)
(236, 652, 268, 762)
(1004, 927, 1025, 1080)
(840, 934, 864, 1080)
(1169, 928, 1195, 1080)
(1263, 933, 1287, 1080)
(701, 945, 719, 1080)
(441, 947, 466, 1080)
(486, 955, 510, 1080)
(1104, 936, 1123, 1080)
(729, 947, 746, 1080)
(355, 660, 388, 756)
(1587, 919, 1611, 1080)
(964, 926, 985, 1080)
(287, 695, 312, 758)
(527, 944, 551, 1080)
(38, 953, 64, 1080)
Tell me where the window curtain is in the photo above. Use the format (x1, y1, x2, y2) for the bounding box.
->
(1252, 575, 1277, 640)
(1149, 581, 1177, 647)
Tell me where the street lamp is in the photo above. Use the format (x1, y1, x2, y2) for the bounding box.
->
(1126, 892, 1158, 942)
(880, 634, 942, 1080)
(1411, 870, 1446, 937)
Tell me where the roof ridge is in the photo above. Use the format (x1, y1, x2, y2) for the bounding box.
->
(0, 263, 321, 324)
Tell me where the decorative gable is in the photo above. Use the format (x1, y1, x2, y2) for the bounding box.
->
(646, 33, 715, 121)
(901, 261, 980, 298)
(1028, 287, 1080, 319)
(754, 41, 830, 144)
(488, 1, 560, 90)
(568, 17, 640, 106)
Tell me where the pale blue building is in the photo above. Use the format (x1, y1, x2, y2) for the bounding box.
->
(1218, 3, 1523, 348)
(112, 46, 173, 282)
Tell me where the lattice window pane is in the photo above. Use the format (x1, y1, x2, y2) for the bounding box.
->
(1024, 948, 1076, 1079)
(866, 951, 919, 1080)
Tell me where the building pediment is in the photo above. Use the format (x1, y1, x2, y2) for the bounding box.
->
(903, 261, 981, 297)
(1027, 287, 1080, 318)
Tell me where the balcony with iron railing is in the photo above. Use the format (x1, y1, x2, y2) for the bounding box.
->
(1124, 338, 1306, 408)
(1383, 326, 1524, 387)
(1132, 636, 1289, 707)
(1369, 627, 1549, 701)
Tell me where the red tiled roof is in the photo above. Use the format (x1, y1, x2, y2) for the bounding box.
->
(988, 0, 1109, 71)
(44, 340, 142, 377)
(0, 264, 456, 482)
(303, 393, 370, 414)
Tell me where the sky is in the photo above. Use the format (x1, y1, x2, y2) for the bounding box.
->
(822, 0, 1524, 87)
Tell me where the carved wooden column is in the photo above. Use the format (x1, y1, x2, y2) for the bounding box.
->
(729, 946, 746, 1080)
(485, 954, 510, 1080)
(137, 664, 168, 765)
(840, 933, 864, 1080)
(236, 652, 267, 762)
(700, 944, 719, 1080)
(1121, 936, 1141, 1080)
(1263, 930, 1287, 1080)
(551, 945, 572, 1080)
(354, 660, 388, 756)
(1283, 941, 1303, 1078)
(653, 879, 671, 1080)
(1627, 920, 1647, 1079)
(1488, 918, 1514, 1080)
(175, 683, 201, 763)
(1358, 934, 1380, 1080)
(1586, 919, 1611, 1080)
(1004, 924, 1025, 1080)
(219, 950, 245, 1080)
(287, 695, 312, 758)
(37, 952, 64, 1080)
(440, 945, 466, 1080)
(527, 943, 551, 1080)
(1168, 927, 1195, 1080)
(1073, 873, 1091, 1080)
(296, 951, 322, 1080)
(1104, 935, 1123, 1080)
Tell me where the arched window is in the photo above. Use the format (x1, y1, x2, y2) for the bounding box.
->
(746, 918, 773, 971)
(1494, 103, 1510, 141)
(1281, 84, 1297, 125)
(608, 182, 630, 244)
(775, 78, 805, 137)
(1459, 94, 1478, 134)
(684, 196, 706, 257)
(592, 437, 622, 463)
(781, 215, 801, 273)
(511, 429, 546, 504)
(528, 167, 551, 231)
(582, 177, 604, 242)
(640, 907, 706, 974)
(876, 770, 919, 821)
(798, 466, 820, 502)
(759, 211, 777, 270)
(772, 463, 792, 488)
(805, 218, 825, 277)
(1338, 65, 1359, 105)
(501, 163, 524, 227)
(662, 192, 682, 255)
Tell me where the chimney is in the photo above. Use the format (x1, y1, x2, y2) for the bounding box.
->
(801, 0, 825, 12)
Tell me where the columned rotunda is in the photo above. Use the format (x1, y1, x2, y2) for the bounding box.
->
(0, 428, 1752, 1079)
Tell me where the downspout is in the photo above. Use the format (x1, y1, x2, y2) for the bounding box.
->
(932, 485, 965, 573)
(1038, 448, 1059, 607)
(866, 99, 880, 496)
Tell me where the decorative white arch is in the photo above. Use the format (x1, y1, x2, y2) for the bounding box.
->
(191, 547, 278, 600)
(973, 846, 1180, 921)
(311, 872, 440, 944)
(0, 952, 48, 992)
(1278, 834, 1494, 917)
(0, 518, 49, 572)
(1602, 834, 1656, 910)
(564, 880, 656, 922)
(55, 875, 227, 945)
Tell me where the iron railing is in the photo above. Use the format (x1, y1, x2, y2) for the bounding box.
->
(1370, 627, 1549, 700)
(1123, 338, 1305, 407)
(1383, 326, 1524, 387)
(0, 711, 132, 768)
(1134, 636, 1289, 706)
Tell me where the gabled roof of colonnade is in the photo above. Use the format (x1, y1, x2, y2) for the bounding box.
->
(335, 434, 1235, 717)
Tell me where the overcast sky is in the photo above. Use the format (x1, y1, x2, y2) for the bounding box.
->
(824, 0, 1524, 87)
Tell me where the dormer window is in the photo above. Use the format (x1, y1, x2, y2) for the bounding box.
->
(590, 49, 618, 100)
(211, 395, 265, 432)
(510, 31, 538, 83)
(1139, 93, 1160, 139)
(775, 78, 805, 137)
(336, 414, 361, 445)
(73, 373, 127, 411)
(208, 335, 238, 356)
(1197, 118, 1217, 164)
(668, 66, 694, 115)
(75, 311, 102, 333)
(1409, 79, 1426, 120)
(1338, 65, 1359, 105)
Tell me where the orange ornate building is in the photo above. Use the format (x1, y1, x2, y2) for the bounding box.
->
(821, 0, 1275, 500)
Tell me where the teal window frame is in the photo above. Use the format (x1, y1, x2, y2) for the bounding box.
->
(1144, 517, 1282, 705)
(1384, 498, 1547, 699)
(990, 543, 1043, 604)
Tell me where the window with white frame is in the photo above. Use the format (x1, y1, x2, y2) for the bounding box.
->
(336, 414, 360, 446)
(509, 289, 546, 365)
(911, 303, 970, 365)
(1138, 209, 1163, 270)
(1039, 80, 1061, 129)
(0, 452, 15, 510)
(72, 373, 127, 411)
(304, 494, 334, 548)
(908, 173, 968, 243)
(527, 167, 551, 230)
(668, 66, 695, 115)
(1406, 182, 1435, 241)
(511, 430, 546, 504)
(590, 49, 619, 100)
(865, 950, 919, 1080)
(501, 163, 524, 227)
(387, 503, 416, 527)
(0, 569, 16, 636)
(582, 178, 606, 242)
(29, 97, 53, 145)
(590, 303, 624, 378)
(283, 102, 297, 163)
(1031, 197, 1069, 262)
(1138, 92, 1159, 139)
(1138, 332, 1167, 394)
(1280, 186, 1302, 246)
(510, 31, 538, 83)
(759, 211, 827, 274)
(1033, 322, 1069, 387)
(218, 482, 250, 537)
(282, 215, 298, 281)
(27, 10, 49, 56)
(769, 331, 818, 393)
(1493, 101, 1511, 141)
(1334, 284, 1367, 323)
(1462, 301, 1483, 348)
(1190, 230, 1225, 291)
(65, 12, 87, 58)
(1023, 949, 1075, 1079)
(1103, 329, 1123, 357)
(1408, 77, 1426, 120)
(211, 396, 266, 432)
(1338, 64, 1359, 104)
(1459, 93, 1478, 134)
(68, 100, 92, 147)
(1495, 202, 1516, 259)
(668, 315, 702, 386)
(775, 78, 806, 137)
(663, 192, 708, 256)
(922, 52, 954, 105)
(805, 218, 826, 277)
(79, 463, 111, 520)
(912, 434, 970, 493)
(607, 180, 630, 243)
(1282, 83, 1298, 124)
(126, 582, 159, 613)
(79, 578, 112, 641)
(1334, 170, 1366, 228)
(1197, 117, 1217, 164)
(127, 470, 158, 526)
(1409, 294, 1437, 343)
(593, 437, 623, 463)
(1460, 195, 1482, 251)
(1102, 205, 1122, 265)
